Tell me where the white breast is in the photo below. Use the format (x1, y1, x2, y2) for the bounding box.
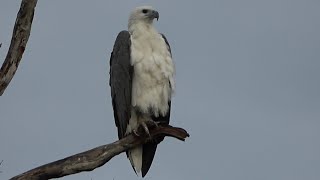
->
(130, 26, 175, 117)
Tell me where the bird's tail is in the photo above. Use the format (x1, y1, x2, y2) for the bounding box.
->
(128, 146, 143, 174)
(127, 142, 158, 177)
(141, 142, 158, 177)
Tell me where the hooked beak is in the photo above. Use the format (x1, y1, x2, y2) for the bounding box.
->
(152, 10, 159, 21)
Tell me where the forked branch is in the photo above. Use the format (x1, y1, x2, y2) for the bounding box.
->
(10, 125, 189, 180)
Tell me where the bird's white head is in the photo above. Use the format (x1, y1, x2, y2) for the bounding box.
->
(128, 6, 159, 32)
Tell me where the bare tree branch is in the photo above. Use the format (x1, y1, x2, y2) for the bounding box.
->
(0, 160, 3, 173)
(0, 0, 38, 96)
(10, 125, 189, 180)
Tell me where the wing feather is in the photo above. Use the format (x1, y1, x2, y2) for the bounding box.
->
(109, 31, 132, 139)
(161, 34, 172, 55)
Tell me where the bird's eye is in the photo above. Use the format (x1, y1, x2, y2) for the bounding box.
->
(142, 9, 148, 14)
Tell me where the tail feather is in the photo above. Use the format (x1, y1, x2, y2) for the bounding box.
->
(141, 142, 158, 177)
(128, 146, 143, 174)
(127, 142, 160, 177)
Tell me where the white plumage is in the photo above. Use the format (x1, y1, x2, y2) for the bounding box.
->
(125, 6, 175, 174)
(110, 6, 175, 176)
(130, 23, 175, 117)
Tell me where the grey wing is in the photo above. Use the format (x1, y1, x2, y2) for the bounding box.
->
(161, 33, 172, 55)
(109, 30, 133, 139)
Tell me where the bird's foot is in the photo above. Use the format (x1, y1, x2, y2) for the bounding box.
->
(133, 129, 140, 137)
(137, 119, 159, 138)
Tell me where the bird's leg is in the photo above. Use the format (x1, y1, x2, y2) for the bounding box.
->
(135, 115, 159, 138)
(137, 117, 152, 138)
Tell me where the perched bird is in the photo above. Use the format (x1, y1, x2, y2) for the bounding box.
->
(109, 6, 175, 177)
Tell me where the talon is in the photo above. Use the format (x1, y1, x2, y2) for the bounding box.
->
(145, 119, 159, 128)
(136, 118, 160, 138)
(141, 121, 151, 138)
(133, 129, 140, 137)
(156, 121, 166, 125)
(152, 121, 159, 127)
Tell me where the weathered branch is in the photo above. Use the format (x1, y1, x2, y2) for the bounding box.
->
(0, 160, 3, 173)
(10, 125, 189, 180)
(0, 0, 38, 96)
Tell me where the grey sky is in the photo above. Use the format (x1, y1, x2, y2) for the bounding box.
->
(1, 0, 320, 179)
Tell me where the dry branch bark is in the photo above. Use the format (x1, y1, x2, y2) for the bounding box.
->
(0, 160, 3, 173)
(10, 125, 189, 180)
(0, 0, 38, 96)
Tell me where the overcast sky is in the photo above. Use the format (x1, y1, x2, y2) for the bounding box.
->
(1, 0, 320, 180)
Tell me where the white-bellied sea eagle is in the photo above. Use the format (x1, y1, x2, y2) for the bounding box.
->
(109, 6, 175, 177)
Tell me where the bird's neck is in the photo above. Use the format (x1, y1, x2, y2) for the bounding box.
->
(128, 22, 158, 38)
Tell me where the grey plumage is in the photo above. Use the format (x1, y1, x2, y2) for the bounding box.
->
(110, 31, 132, 140)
